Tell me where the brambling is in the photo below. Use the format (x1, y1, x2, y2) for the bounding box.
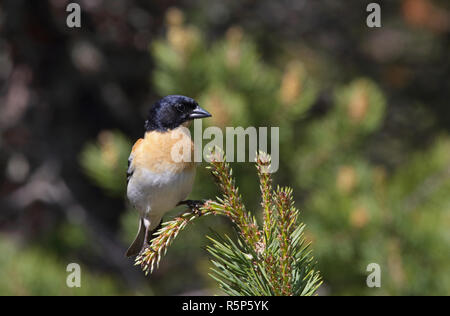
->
(126, 95, 211, 257)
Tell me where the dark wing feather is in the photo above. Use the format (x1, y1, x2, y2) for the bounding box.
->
(127, 138, 143, 184)
(127, 155, 133, 184)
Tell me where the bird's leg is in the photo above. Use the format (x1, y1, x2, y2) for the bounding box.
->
(177, 199, 206, 216)
(139, 220, 162, 255)
(139, 227, 151, 256)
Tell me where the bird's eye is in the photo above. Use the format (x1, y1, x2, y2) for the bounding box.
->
(175, 103, 184, 112)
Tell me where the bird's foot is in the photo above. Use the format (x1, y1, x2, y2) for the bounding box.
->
(177, 199, 206, 216)
(139, 242, 156, 257)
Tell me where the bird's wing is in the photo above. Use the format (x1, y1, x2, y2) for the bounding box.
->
(127, 138, 143, 184)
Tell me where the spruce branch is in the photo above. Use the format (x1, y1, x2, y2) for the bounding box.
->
(274, 186, 296, 295)
(135, 201, 221, 275)
(206, 149, 261, 248)
(256, 152, 275, 245)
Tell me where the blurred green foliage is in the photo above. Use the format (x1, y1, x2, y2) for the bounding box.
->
(78, 8, 450, 295)
(0, 237, 131, 295)
(80, 130, 131, 197)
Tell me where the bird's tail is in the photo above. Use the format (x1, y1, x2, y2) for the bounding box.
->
(125, 218, 163, 257)
(126, 218, 146, 257)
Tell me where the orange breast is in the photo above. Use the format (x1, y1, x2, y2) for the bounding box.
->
(132, 127, 195, 174)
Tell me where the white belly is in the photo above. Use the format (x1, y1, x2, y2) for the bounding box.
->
(127, 168, 196, 230)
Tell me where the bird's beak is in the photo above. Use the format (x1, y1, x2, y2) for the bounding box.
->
(189, 105, 212, 119)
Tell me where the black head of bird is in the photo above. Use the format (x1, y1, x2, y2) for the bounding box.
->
(144, 95, 211, 132)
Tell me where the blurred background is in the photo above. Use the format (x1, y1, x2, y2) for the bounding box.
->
(0, 0, 449, 295)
